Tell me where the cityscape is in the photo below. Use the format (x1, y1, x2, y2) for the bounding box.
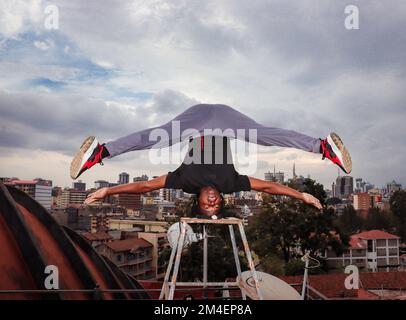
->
(1, 163, 405, 299)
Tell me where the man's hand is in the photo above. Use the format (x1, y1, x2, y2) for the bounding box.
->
(301, 193, 322, 210)
(85, 187, 109, 205)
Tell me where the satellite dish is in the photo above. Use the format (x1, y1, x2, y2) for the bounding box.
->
(167, 222, 202, 249)
(239, 271, 301, 300)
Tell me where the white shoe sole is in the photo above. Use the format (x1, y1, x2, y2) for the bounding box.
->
(70, 136, 98, 179)
(327, 132, 352, 174)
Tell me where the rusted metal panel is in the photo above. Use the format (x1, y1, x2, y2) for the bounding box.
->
(0, 183, 150, 300)
(9, 186, 97, 297)
(0, 183, 59, 300)
(0, 214, 39, 299)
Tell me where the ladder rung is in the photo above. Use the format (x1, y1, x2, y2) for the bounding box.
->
(180, 218, 242, 225)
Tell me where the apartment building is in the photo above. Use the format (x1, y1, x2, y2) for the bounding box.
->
(117, 193, 142, 211)
(326, 230, 400, 272)
(108, 219, 168, 233)
(138, 232, 169, 280)
(59, 188, 87, 208)
(6, 179, 52, 210)
(97, 238, 154, 280)
(353, 192, 372, 211)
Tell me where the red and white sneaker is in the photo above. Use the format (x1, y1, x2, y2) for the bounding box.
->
(70, 136, 109, 179)
(320, 132, 352, 174)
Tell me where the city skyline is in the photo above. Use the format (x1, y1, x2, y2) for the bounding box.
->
(2, 168, 402, 193)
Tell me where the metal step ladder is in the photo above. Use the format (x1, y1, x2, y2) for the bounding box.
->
(159, 217, 263, 300)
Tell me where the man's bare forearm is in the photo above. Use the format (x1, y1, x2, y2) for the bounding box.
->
(106, 181, 149, 196)
(248, 177, 322, 209)
(248, 177, 304, 201)
(263, 182, 304, 201)
(85, 175, 167, 205)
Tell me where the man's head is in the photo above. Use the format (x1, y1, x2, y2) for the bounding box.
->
(197, 186, 223, 217)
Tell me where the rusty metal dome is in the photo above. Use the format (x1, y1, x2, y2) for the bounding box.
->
(0, 182, 150, 300)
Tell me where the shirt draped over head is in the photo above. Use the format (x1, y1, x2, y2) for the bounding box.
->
(164, 135, 251, 194)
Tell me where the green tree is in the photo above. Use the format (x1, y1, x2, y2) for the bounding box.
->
(284, 258, 305, 276)
(334, 205, 363, 235)
(247, 201, 299, 263)
(326, 197, 342, 206)
(247, 178, 345, 265)
(257, 253, 285, 276)
(364, 207, 392, 231)
(390, 190, 406, 240)
(288, 178, 327, 206)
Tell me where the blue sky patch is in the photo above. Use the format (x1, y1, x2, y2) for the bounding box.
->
(28, 77, 66, 90)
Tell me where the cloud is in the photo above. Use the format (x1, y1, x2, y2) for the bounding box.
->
(139, 89, 200, 120)
(0, 0, 43, 38)
(0, 89, 199, 154)
(0, 1, 405, 189)
(33, 39, 50, 50)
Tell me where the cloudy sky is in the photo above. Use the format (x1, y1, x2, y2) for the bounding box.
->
(0, 0, 405, 190)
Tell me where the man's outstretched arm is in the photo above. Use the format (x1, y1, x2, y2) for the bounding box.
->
(248, 177, 322, 209)
(84, 175, 167, 205)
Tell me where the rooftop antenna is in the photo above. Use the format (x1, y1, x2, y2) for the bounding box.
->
(301, 251, 321, 300)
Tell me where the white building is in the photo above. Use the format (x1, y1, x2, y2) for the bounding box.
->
(386, 180, 402, 195)
(326, 230, 400, 272)
(6, 179, 52, 210)
(34, 184, 53, 210)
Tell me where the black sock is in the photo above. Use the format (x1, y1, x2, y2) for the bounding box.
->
(101, 144, 110, 158)
(319, 138, 323, 154)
